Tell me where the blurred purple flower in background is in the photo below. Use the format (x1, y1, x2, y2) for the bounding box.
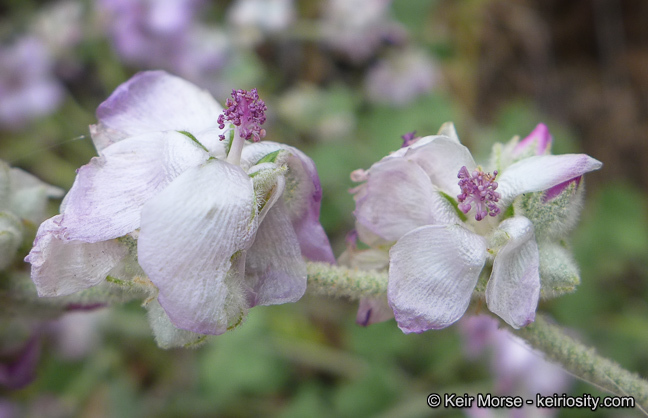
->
(460, 315, 571, 417)
(0, 336, 40, 390)
(97, 0, 233, 95)
(97, 0, 202, 69)
(0, 400, 19, 418)
(0, 37, 65, 130)
(48, 310, 108, 360)
(365, 48, 440, 105)
(31, 1, 84, 56)
(228, 0, 295, 46)
(321, 0, 405, 62)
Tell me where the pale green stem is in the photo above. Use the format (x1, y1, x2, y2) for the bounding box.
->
(226, 131, 244, 166)
(306, 261, 387, 300)
(305, 261, 648, 410)
(514, 315, 648, 410)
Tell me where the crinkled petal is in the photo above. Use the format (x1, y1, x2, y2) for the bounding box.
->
(60, 131, 208, 242)
(356, 296, 394, 326)
(26, 215, 128, 297)
(138, 160, 257, 334)
(486, 217, 540, 329)
(354, 157, 460, 242)
(242, 141, 335, 263)
(245, 198, 307, 307)
(388, 224, 487, 333)
(497, 154, 602, 207)
(395, 136, 477, 196)
(91, 70, 224, 152)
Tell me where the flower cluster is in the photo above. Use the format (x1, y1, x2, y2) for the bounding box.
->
(349, 122, 602, 332)
(26, 71, 333, 347)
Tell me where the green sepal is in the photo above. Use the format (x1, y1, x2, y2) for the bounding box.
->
(146, 298, 209, 349)
(0, 211, 24, 270)
(256, 149, 283, 165)
(224, 126, 234, 154)
(178, 130, 209, 153)
(538, 240, 580, 299)
(515, 181, 583, 241)
(439, 191, 467, 222)
(249, 163, 287, 215)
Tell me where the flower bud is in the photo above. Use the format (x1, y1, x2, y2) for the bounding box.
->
(538, 241, 580, 299)
(0, 212, 23, 270)
(515, 177, 584, 241)
(513, 123, 552, 158)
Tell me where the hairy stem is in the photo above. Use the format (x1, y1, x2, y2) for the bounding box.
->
(306, 261, 387, 300)
(514, 315, 648, 410)
(305, 262, 648, 410)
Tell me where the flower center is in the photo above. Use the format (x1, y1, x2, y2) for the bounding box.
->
(457, 166, 501, 221)
(219, 88, 267, 165)
(218, 88, 267, 143)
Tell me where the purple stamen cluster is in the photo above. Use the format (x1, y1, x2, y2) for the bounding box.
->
(218, 88, 267, 142)
(457, 166, 501, 221)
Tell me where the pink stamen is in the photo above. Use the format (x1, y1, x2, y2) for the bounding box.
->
(218, 88, 267, 142)
(457, 166, 501, 221)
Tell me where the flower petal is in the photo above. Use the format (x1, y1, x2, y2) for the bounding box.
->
(402, 136, 477, 196)
(486, 217, 540, 329)
(26, 215, 128, 297)
(243, 141, 335, 263)
(91, 70, 224, 152)
(497, 154, 602, 207)
(245, 198, 307, 307)
(388, 224, 487, 332)
(138, 160, 257, 334)
(513, 123, 552, 156)
(354, 157, 460, 243)
(60, 131, 208, 242)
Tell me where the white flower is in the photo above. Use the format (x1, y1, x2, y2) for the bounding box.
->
(27, 71, 333, 336)
(351, 123, 602, 332)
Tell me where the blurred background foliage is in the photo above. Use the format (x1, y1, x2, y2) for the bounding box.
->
(1, 0, 647, 417)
